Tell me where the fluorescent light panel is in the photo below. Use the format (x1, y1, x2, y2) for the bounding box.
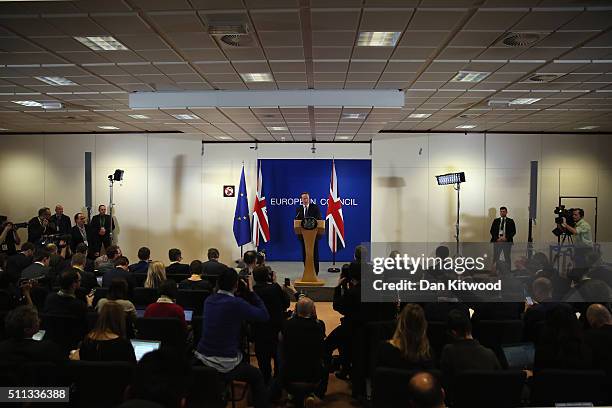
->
(240, 73, 273, 82)
(128, 114, 149, 119)
(98, 126, 119, 130)
(576, 125, 599, 130)
(343, 113, 366, 119)
(74, 36, 128, 51)
(409, 113, 431, 118)
(452, 71, 491, 83)
(509, 98, 541, 105)
(35, 76, 77, 86)
(267, 126, 287, 131)
(357, 31, 401, 47)
(172, 114, 199, 120)
(456, 124, 476, 129)
(13, 100, 42, 107)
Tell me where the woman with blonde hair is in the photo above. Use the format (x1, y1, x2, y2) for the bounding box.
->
(75, 300, 136, 363)
(144, 261, 166, 289)
(376, 303, 435, 369)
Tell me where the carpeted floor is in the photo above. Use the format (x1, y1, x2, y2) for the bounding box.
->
(232, 302, 362, 408)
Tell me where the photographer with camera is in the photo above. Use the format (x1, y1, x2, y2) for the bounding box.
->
(561, 208, 593, 268)
(195, 268, 270, 408)
(252, 265, 291, 384)
(27, 207, 55, 245)
(0, 221, 21, 256)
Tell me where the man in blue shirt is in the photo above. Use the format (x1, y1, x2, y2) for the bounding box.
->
(195, 268, 270, 408)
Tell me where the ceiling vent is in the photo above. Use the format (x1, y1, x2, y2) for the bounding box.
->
(220, 34, 253, 47)
(500, 32, 544, 47)
(204, 14, 249, 36)
(487, 99, 511, 108)
(527, 73, 564, 82)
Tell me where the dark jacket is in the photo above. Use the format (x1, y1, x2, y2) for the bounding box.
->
(441, 339, 500, 378)
(43, 291, 89, 321)
(201, 259, 228, 277)
(5, 252, 33, 284)
(27, 217, 54, 244)
(375, 341, 436, 371)
(49, 214, 71, 235)
(70, 225, 94, 252)
(128, 260, 149, 275)
(584, 325, 612, 375)
(490, 217, 516, 243)
(102, 267, 136, 298)
(295, 203, 322, 220)
(20, 262, 50, 281)
(166, 262, 190, 276)
(252, 282, 290, 336)
(79, 337, 136, 363)
(281, 316, 326, 382)
(0, 338, 65, 365)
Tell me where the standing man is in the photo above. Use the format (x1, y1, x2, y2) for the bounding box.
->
(27, 207, 54, 244)
(70, 213, 93, 253)
(49, 205, 71, 235)
(0, 221, 21, 256)
(295, 192, 322, 274)
(90, 204, 114, 254)
(561, 208, 593, 267)
(490, 206, 516, 268)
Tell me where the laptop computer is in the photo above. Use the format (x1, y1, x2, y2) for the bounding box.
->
(32, 330, 46, 341)
(502, 342, 535, 370)
(130, 339, 161, 362)
(135, 309, 193, 322)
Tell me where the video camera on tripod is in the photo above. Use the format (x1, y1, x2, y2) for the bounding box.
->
(39, 233, 71, 248)
(552, 205, 575, 237)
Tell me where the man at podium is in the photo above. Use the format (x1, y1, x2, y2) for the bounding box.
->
(295, 192, 322, 274)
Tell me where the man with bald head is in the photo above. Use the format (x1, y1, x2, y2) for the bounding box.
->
(279, 296, 327, 399)
(408, 372, 446, 408)
(585, 304, 612, 375)
(49, 204, 71, 235)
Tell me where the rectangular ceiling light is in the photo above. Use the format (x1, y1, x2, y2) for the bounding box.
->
(130, 90, 405, 109)
(576, 125, 598, 130)
(342, 113, 367, 119)
(456, 124, 476, 129)
(128, 114, 149, 119)
(267, 126, 287, 131)
(172, 114, 199, 120)
(74, 36, 128, 51)
(35, 76, 77, 86)
(240, 73, 273, 82)
(452, 71, 491, 83)
(357, 31, 401, 47)
(509, 98, 541, 105)
(12, 100, 43, 107)
(409, 113, 431, 118)
(98, 125, 119, 130)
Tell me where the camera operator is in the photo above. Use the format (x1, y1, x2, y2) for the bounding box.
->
(1, 221, 21, 256)
(561, 208, 593, 267)
(252, 265, 290, 384)
(27, 207, 55, 245)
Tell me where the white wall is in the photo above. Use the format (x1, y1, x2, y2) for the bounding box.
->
(0, 132, 610, 265)
(372, 133, 612, 244)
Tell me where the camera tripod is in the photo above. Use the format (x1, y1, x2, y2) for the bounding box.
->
(551, 233, 573, 275)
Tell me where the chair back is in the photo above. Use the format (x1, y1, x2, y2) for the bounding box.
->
(136, 317, 186, 351)
(452, 369, 526, 408)
(133, 287, 159, 307)
(177, 290, 210, 315)
(187, 365, 225, 408)
(530, 369, 608, 406)
(372, 367, 441, 408)
(39, 313, 88, 355)
(68, 360, 133, 408)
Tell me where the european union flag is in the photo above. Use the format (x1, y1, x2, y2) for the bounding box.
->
(233, 166, 251, 247)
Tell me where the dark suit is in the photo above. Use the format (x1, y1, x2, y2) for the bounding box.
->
(201, 259, 228, 277)
(5, 252, 33, 284)
(102, 267, 136, 298)
(166, 262, 190, 276)
(129, 260, 150, 275)
(90, 214, 114, 253)
(490, 217, 516, 266)
(27, 217, 55, 244)
(295, 203, 323, 274)
(49, 214, 71, 235)
(70, 224, 94, 252)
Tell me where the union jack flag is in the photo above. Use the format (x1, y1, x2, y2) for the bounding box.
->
(326, 159, 345, 253)
(252, 160, 270, 245)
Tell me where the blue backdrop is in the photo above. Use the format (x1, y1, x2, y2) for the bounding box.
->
(258, 159, 371, 262)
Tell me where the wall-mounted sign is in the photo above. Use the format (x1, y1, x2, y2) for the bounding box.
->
(223, 185, 235, 197)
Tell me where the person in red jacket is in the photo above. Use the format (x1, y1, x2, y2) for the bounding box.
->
(144, 279, 186, 331)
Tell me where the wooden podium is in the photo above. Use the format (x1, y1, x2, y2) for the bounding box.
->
(294, 219, 326, 287)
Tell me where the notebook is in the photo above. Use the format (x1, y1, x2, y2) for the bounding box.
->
(502, 342, 535, 370)
(32, 330, 45, 341)
(130, 339, 161, 362)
